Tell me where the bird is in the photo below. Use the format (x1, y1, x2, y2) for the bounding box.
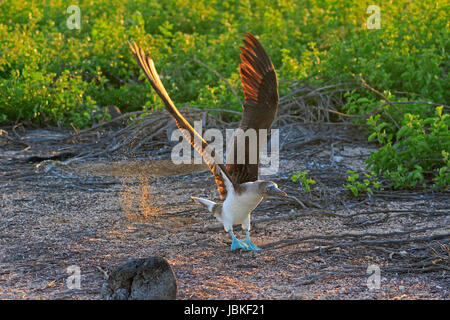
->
(129, 33, 286, 251)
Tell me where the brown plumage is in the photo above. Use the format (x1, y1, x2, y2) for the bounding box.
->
(226, 33, 279, 191)
(128, 33, 278, 200)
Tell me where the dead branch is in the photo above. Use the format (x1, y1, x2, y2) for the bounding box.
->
(262, 226, 448, 250)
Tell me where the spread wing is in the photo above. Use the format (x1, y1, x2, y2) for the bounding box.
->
(129, 41, 232, 200)
(226, 33, 279, 184)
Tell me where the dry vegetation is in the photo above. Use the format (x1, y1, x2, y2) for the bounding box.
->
(0, 92, 448, 299)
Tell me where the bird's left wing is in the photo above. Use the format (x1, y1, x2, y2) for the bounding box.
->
(129, 41, 232, 200)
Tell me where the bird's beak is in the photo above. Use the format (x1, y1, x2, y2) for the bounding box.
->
(266, 186, 287, 199)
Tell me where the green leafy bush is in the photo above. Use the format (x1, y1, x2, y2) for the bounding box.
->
(344, 170, 383, 196)
(290, 170, 316, 192)
(0, 0, 448, 128)
(366, 106, 449, 189)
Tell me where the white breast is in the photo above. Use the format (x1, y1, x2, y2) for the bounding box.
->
(221, 187, 263, 230)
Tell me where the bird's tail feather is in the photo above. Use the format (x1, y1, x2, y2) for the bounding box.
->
(191, 197, 216, 212)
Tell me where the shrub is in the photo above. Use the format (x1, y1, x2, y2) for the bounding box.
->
(290, 171, 316, 192)
(1, 0, 447, 127)
(366, 106, 449, 189)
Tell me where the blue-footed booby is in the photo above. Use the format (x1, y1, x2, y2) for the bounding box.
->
(129, 33, 286, 251)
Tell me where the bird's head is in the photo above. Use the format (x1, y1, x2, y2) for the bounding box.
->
(260, 181, 287, 199)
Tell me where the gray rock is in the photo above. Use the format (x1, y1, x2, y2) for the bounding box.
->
(101, 257, 177, 300)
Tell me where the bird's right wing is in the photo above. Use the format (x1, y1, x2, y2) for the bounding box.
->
(226, 33, 279, 185)
(129, 41, 232, 200)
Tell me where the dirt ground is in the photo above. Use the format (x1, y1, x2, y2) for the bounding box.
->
(0, 126, 448, 300)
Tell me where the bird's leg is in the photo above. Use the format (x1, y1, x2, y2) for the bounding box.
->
(243, 230, 261, 250)
(228, 229, 249, 251)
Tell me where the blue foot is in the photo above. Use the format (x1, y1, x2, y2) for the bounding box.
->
(229, 229, 250, 251)
(243, 231, 261, 250)
(231, 238, 250, 251)
(242, 239, 261, 251)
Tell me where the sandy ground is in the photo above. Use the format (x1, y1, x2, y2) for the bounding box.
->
(0, 129, 449, 300)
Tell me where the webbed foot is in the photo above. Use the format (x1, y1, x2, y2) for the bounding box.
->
(229, 229, 250, 251)
(242, 239, 261, 250)
(243, 231, 261, 250)
(231, 238, 250, 251)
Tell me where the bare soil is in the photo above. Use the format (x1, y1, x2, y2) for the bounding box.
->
(0, 126, 448, 300)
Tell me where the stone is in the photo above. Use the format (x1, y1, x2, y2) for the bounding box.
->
(101, 257, 177, 300)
